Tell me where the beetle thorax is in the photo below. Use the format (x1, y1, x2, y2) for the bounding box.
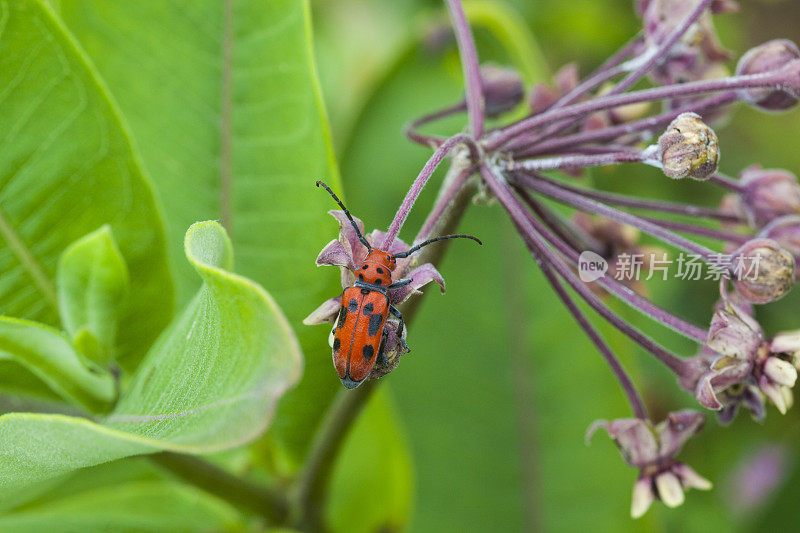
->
(356, 249, 396, 287)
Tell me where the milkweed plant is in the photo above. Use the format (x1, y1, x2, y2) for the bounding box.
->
(0, 0, 799, 530)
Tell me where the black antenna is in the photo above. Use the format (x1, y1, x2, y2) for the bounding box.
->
(316, 181, 371, 250)
(393, 234, 482, 259)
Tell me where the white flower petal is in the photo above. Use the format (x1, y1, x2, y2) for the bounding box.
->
(673, 463, 713, 491)
(631, 477, 655, 519)
(655, 471, 685, 508)
(303, 297, 341, 325)
(770, 330, 800, 355)
(761, 381, 788, 414)
(764, 357, 798, 387)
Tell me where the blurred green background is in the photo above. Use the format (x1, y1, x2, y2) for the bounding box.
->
(311, 0, 800, 531)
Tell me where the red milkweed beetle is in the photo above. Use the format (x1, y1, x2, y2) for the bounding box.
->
(316, 181, 481, 389)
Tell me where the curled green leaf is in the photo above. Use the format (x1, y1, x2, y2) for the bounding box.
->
(57, 226, 130, 364)
(0, 221, 302, 494)
(0, 318, 116, 412)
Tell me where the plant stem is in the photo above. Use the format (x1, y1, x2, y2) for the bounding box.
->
(539, 258, 650, 420)
(291, 167, 478, 531)
(405, 101, 466, 147)
(481, 163, 692, 375)
(489, 69, 784, 150)
(445, 0, 485, 138)
(710, 172, 744, 192)
(612, 0, 714, 95)
(481, 165, 650, 418)
(149, 452, 289, 523)
(513, 171, 721, 262)
(514, 175, 742, 222)
(514, 91, 737, 156)
(514, 187, 710, 343)
(509, 149, 653, 172)
(519, 0, 714, 149)
(382, 133, 477, 248)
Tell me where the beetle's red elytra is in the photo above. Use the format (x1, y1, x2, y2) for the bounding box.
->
(316, 181, 481, 389)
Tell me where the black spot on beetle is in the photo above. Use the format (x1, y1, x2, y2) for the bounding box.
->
(362, 264, 368, 270)
(374, 279, 382, 286)
(368, 313, 383, 336)
(363, 303, 374, 315)
(376, 267, 384, 274)
(358, 273, 364, 281)
(362, 344, 374, 361)
(337, 307, 347, 329)
(361, 288, 371, 295)
(333, 337, 341, 352)
(348, 299, 358, 312)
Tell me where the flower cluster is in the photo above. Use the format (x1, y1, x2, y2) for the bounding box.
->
(310, 0, 800, 518)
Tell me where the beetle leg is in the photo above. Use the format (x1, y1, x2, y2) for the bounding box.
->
(388, 278, 412, 289)
(377, 328, 389, 366)
(389, 305, 410, 353)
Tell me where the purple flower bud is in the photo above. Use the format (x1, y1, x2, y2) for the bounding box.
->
(736, 40, 800, 111)
(731, 238, 795, 304)
(707, 302, 763, 359)
(528, 82, 559, 115)
(658, 113, 719, 180)
(479, 64, 525, 118)
(741, 166, 800, 227)
(760, 216, 800, 280)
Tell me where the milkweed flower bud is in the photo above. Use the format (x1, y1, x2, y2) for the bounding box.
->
(736, 40, 800, 111)
(658, 113, 719, 180)
(587, 411, 710, 518)
(479, 64, 525, 118)
(731, 238, 794, 304)
(740, 166, 800, 227)
(760, 216, 800, 280)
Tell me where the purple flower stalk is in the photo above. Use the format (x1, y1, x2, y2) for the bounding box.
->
(309, 0, 800, 518)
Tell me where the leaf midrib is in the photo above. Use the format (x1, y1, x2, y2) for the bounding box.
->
(219, 0, 234, 233)
(0, 205, 57, 312)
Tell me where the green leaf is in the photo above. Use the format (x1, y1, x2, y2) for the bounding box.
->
(58, 0, 344, 464)
(0, 317, 115, 412)
(0, 221, 301, 494)
(0, 0, 173, 370)
(57, 225, 129, 364)
(0, 459, 245, 532)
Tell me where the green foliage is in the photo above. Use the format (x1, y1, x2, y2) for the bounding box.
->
(55, 0, 351, 467)
(57, 226, 129, 364)
(0, 317, 115, 412)
(0, 460, 245, 532)
(0, 221, 301, 494)
(0, 0, 173, 370)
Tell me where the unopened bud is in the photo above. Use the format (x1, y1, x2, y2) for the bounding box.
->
(479, 64, 524, 118)
(528, 82, 559, 115)
(707, 303, 762, 360)
(658, 113, 719, 180)
(736, 40, 800, 111)
(760, 216, 800, 280)
(741, 166, 800, 227)
(732, 238, 795, 304)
